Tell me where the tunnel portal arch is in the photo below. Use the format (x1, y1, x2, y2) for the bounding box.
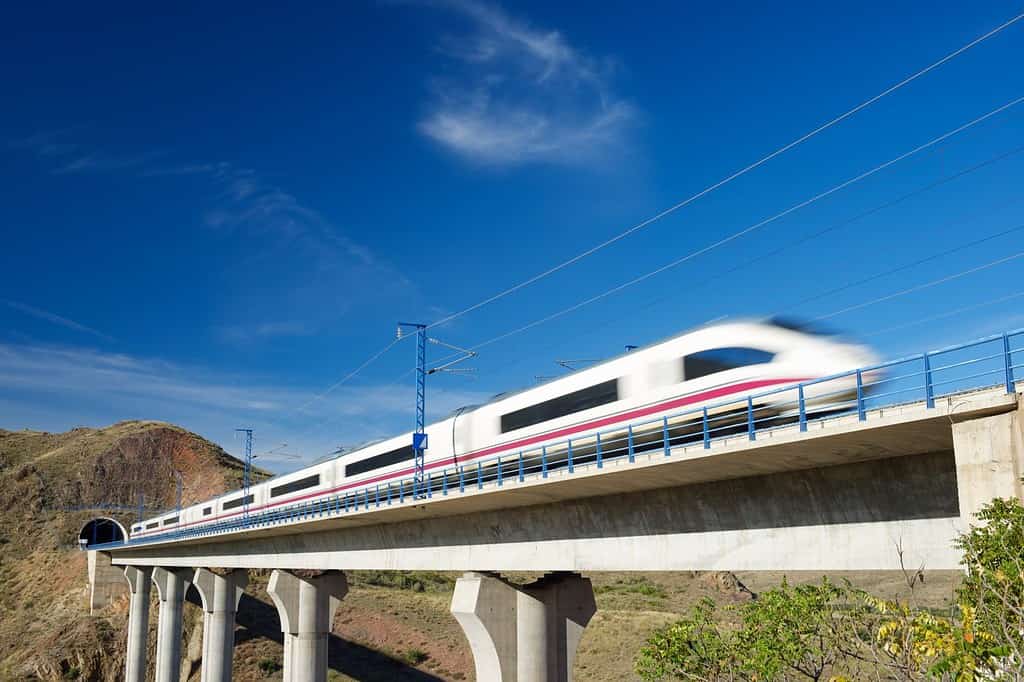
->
(79, 517, 128, 547)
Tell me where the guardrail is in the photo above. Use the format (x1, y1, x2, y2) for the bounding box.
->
(89, 328, 1021, 551)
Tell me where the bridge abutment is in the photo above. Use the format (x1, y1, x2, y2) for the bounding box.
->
(193, 568, 247, 682)
(87, 550, 127, 613)
(152, 567, 194, 682)
(123, 565, 153, 682)
(952, 401, 1023, 522)
(267, 570, 348, 682)
(451, 571, 595, 682)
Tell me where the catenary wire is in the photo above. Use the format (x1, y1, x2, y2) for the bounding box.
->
(777, 221, 1024, 314)
(424, 13, 1024, 331)
(864, 290, 1024, 337)
(812, 248, 1024, 321)
(612, 143, 1024, 323)
(291, 337, 402, 414)
(435, 96, 1024, 355)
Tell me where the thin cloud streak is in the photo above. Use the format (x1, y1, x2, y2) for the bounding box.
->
(216, 320, 318, 344)
(9, 129, 161, 175)
(11, 134, 416, 345)
(0, 342, 490, 469)
(4, 300, 115, 342)
(416, 0, 635, 165)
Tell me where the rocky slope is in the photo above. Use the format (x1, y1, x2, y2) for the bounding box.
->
(0, 421, 265, 680)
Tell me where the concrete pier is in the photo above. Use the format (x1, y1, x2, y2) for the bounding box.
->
(152, 567, 194, 682)
(123, 566, 153, 682)
(952, 405, 1023, 522)
(267, 570, 348, 682)
(451, 571, 595, 682)
(193, 568, 247, 682)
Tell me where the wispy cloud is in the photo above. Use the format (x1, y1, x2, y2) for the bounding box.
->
(414, 0, 635, 166)
(0, 342, 489, 470)
(215, 320, 317, 344)
(11, 134, 417, 344)
(52, 152, 162, 174)
(4, 300, 114, 342)
(8, 129, 81, 158)
(10, 129, 160, 174)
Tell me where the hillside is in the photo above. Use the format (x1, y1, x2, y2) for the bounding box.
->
(0, 422, 960, 681)
(0, 421, 269, 680)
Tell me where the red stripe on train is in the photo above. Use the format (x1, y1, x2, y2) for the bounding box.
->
(134, 376, 808, 537)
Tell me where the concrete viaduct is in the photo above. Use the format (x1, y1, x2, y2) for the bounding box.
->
(88, 384, 1023, 682)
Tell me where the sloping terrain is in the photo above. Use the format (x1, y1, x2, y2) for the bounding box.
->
(0, 422, 960, 681)
(0, 421, 267, 680)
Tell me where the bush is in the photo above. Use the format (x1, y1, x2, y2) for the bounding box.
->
(596, 577, 667, 600)
(635, 599, 738, 680)
(636, 496, 1024, 680)
(955, 496, 1024, 675)
(351, 570, 454, 592)
(257, 658, 282, 674)
(403, 648, 429, 665)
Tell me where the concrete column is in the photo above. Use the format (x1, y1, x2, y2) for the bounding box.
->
(952, 403, 1023, 522)
(451, 572, 518, 682)
(88, 551, 127, 613)
(451, 571, 596, 682)
(123, 566, 153, 682)
(193, 568, 247, 682)
(267, 570, 348, 682)
(151, 567, 194, 682)
(521, 573, 597, 681)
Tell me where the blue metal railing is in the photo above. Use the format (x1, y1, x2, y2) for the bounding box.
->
(89, 328, 1022, 551)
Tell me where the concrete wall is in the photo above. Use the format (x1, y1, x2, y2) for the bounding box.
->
(87, 550, 127, 613)
(111, 452, 965, 571)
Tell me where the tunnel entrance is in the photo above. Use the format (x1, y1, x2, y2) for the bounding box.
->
(79, 518, 127, 548)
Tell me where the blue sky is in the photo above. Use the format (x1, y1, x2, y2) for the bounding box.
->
(2, 0, 1022, 472)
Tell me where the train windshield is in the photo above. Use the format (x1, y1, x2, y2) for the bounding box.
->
(768, 316, 837, 336)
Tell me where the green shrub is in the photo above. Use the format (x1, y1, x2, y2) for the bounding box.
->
(257, 658, 282, 674)
(635, 496, 1024, 680)
(403, 648, 429, 665)
(596, 577, 667, 600)
(352, 571, 454, 592)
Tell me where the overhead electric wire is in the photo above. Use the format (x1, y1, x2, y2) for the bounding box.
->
(432, 96, 1024, 356)
(812, 247, 1024, 321)
(864, 289, 1024, 337)
(778, 220, 1024, 314)
(292, 337, 402, 414)
(424, 13, 1024, 332)
(618, 142, 1024, 321)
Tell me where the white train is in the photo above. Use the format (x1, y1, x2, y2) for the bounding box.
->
(130, 318, 879, 540)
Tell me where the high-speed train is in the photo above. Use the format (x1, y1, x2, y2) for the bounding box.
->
(130, 318, 879, 540)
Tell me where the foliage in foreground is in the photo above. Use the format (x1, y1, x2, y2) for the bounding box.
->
(636, 496, 1024, 681)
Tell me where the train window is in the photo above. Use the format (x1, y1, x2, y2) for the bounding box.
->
(684, 347, 775, 380)
(271, 474, 321, 498)
(202, 506, 212, 516)
(500, 379, 620, 433)
(345, 446, 414, 478)
(146, 522, 158, 529)
(132, 525, 141, 532)
(222, 494, 254, 511)
(163, 516, 179, 526)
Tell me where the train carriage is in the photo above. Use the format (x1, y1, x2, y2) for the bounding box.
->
(131, 318, 879, 540)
